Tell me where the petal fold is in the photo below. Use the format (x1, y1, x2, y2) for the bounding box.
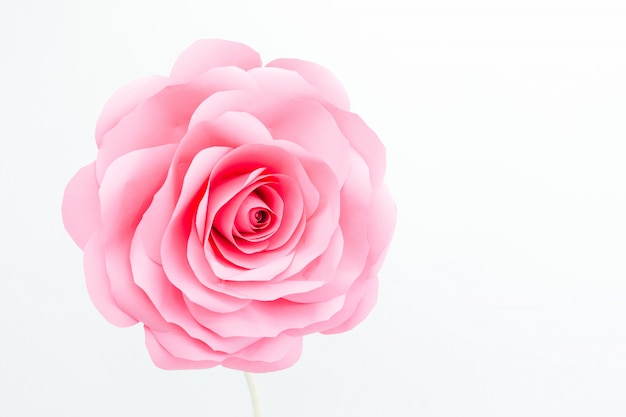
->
(267, 58, 350, 110)
(170, 39, 262, 82)
(62, 162, 102, 249)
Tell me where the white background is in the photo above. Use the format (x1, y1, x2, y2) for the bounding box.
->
(1, 1, 625, 416)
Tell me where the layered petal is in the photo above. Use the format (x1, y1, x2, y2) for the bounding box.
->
(83, 232, 137, 327)
(98, 144, 177, 330)
(189, 91, 351, 185)
(267, 58, 350, 110)
(96, 66, 258, 182)
(95, 75, 168, 147)
(170, 39, 262, 82)
(62, 162, 102, 249)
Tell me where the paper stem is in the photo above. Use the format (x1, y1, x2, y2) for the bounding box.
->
(244, 372, 263, 417)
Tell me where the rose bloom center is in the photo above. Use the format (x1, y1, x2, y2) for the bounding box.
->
(250, 208, 270, 229)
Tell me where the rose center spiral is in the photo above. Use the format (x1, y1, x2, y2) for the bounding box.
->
(249, 208, 270, 229)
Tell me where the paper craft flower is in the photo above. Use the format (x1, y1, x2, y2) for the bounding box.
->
(62, 39, 395, 372)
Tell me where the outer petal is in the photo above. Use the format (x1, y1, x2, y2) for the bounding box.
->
(222, 336, 303, 372)
(328, 109, 387, 188)
(95, 75, 169, 147)
(319, 188, 395, 334)
(99, 144, 177, 330)
(145, 326, 219, 370)
(282, 148, 370, 304)
(248, 67, 320, 101)
(99, 144, 177, 232)
(62, 162, 102, 249)
(366, 185, 397, 264)
(96, 66, 257, 183)
(321, 275, 379, 335)
(267, 58, 350, 111)
(83, 231, 137, 327)
(145, 325, 303, 372)
(132, 229, 252, 318)
(190, 91, 351, 186)
(186, 295, 346, 338)
(170, 39, 262, 82)
(149, 327, 235, 363)
(131, 232, 260, 356)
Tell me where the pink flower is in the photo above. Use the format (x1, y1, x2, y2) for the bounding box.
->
(62, 39, 395, 372)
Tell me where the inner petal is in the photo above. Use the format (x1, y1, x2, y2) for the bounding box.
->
(234, 192, 272, 234)
(250, 208, 270, 229)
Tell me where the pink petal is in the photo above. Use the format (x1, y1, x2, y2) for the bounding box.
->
(188, 222, 303, 291)
(205, 232, 295, 282)
(212, 278, 326, 301)
(308, 187, 394, 334)
(188, 91, 351, 186)
(321, 272, 379, 335)
(267, 58, 350, 110)
(206, 143, 315, 229)
(140, 109, 272, 265)
(170, 39, 262, 82)
(228, 333, 299, 364)
(188, 110, 273, 150)
(132, 231, 251, 317)
(62, 162, 102, 249)
(97, 144, 177, 330)
(99, 144, 177, 230)
(248, 66, 319, 100)
(207, 174, 304, 263)
(166, 230, 255, 311)
(161, 148, 259, 307)
(95, 75, 168, 147)
(95, 83, 196, 182)
(140, 144, 231, 264)
(281, 228, 345, 303)
(222, 335, 303, 373)
(209, 173, 272, 248)
(96, 66, 255, 183)
(233, 192, 270, 234)
(328, 109, 387, 187)
(185, 295, 346, 338)
(148, 327, 230, 362)
(268, 140, 341, 280)
(145, 326, 219, 370)
(104, 240, 171, 332)
(280, 150, 372, 304)
(261, 99, 351, 187)
(333, 149, 371, 272)
(286, 270, 372, 337)
(366, 185, 397, 265)
(83, 232, 137, 327)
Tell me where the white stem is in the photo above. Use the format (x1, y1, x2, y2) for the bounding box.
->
(244, 372, 263, 417)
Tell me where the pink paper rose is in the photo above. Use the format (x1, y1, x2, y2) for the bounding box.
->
(62, 39, 395, 372)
